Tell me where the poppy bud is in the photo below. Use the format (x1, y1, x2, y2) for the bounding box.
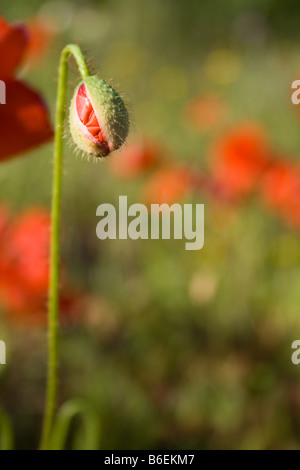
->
(69, 75, 129, 157)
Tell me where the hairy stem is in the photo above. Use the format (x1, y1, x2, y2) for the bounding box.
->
(40, 45, 90, 451)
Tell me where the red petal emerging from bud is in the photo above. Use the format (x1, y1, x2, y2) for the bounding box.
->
(69, 76, 129, 158)
(75, 83, 109, 156)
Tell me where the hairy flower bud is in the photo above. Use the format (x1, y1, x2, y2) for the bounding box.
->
(69, 76, 129, 157)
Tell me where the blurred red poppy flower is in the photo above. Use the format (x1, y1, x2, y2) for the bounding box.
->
(24, 19, 54, 66)
(0, 207, 81, 326)
(142, 166, 193, 205)
(0, 205, 9, 235)
(261, 162, 300, 227)
(109, 138, 161, 178)
(184, 95, 227, 132)
(0, 16, 53, 162)
(210, 123, 270, 200)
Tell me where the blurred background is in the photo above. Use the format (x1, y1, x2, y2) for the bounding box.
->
(1, 0, 300, 450)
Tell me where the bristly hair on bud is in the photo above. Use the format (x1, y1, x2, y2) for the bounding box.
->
(69, 75, 130, 158)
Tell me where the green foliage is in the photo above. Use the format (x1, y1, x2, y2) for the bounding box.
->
(1, 0, 300, 450)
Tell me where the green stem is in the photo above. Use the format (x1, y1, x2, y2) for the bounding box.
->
(40, 45, 90, 451)
(0, 409, 13, 450)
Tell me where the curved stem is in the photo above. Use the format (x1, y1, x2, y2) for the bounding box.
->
(49, 399, 101, 450)
(40, 45, 90, 451)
